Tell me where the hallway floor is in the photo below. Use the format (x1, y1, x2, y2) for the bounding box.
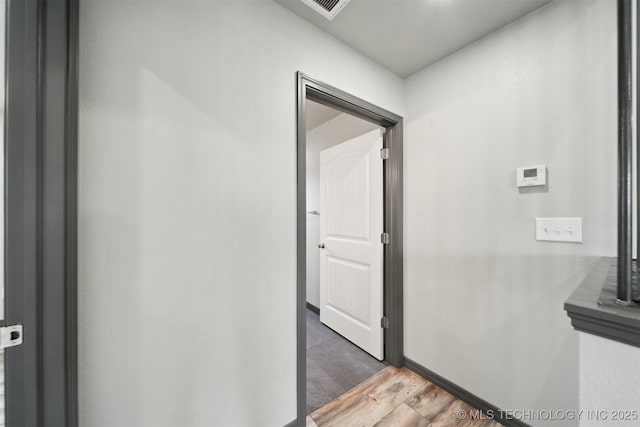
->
(306, 309, 386, 414)
(307, 366, 502, 426)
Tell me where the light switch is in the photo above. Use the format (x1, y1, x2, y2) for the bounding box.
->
(536, 218, 582, 243)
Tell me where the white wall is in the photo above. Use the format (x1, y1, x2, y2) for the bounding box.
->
(305, 113, 380, 308)
(404, 0, 616, 424)
(78, 1, 403, 425)
(579, 333, 640, 427)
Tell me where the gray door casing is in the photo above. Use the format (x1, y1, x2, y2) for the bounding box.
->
(295, 72, 404, 425)
(4, 0, 78, 425)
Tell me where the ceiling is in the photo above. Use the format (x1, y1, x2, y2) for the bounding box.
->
(274, 0, 553, 78)
(306, 100, 342, 130)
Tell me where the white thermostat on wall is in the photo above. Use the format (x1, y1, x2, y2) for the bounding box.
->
(517, 165, 546, 187)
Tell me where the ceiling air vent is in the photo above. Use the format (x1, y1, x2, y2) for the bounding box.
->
(300, 0, 352, 21)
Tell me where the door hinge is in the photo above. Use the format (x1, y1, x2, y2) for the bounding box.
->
(381, 316, 390, 329)
(381, 232, 390, 244)
(380, 147, 390, 160)
(0, 325, 23, 349)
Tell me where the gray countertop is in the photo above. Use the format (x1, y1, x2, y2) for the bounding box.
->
(564, 257, 640, 347)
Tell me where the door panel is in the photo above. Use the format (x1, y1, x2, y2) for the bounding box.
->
(327, 257, 371, 325)
(326, 153, 370, 240)
(319, 128, 383, 360)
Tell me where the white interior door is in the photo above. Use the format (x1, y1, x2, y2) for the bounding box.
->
(319, 128, 384, 360)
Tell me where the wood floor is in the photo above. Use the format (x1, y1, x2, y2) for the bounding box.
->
(307, 366, 501, 427)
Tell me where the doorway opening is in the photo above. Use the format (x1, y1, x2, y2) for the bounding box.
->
(296, 72, 404, 424)
(305, 100, 385, 413)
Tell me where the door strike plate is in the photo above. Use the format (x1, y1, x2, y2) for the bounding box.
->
(0, 325, 23, 349)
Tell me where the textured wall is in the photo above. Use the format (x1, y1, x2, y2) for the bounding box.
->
(78, 1, 403, 425)
(403, 0, 616, 424)
(579, 333, 640, 427)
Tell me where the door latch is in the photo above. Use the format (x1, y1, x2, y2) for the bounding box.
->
(0, 325, 23, 349)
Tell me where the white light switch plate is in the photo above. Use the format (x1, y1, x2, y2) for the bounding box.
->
(536, 218, 582, 243)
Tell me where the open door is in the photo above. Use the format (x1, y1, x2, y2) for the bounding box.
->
(319, 128, 384, 360)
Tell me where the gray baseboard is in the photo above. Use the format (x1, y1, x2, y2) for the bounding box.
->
(283, 419, 299, 427)
(404, 358, 530, 427)
(306, 302, 320, 315)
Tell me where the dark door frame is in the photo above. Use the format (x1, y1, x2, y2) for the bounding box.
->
(295, 72, 403, 424)
(4, 0, 78, 425)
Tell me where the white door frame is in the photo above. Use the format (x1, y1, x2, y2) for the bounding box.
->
(295, 72, 403, 425)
